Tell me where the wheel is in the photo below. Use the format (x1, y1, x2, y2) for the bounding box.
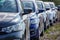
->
(53, 17, 56, 23)
(40, 31, 44, 36)
(53, 20, 56, 23)
(50, 22, 53, 26)
(56, 18, 58, 22)
(38, 23, 41, 40)
(46, 19, 50, 29)
(39, 21, 44, 36)
(49, 20, 53, 26)
(47, 24, 50, 29)
(44, 22, 47, 30)
(40, 22, 44, 36)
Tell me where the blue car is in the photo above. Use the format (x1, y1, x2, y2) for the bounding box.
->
(22, 0, 44, 40)
(22, 0, 41, 40)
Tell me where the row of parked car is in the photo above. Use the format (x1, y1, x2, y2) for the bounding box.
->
(0, 0, 58, 40)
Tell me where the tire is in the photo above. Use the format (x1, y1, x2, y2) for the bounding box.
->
(53, 17, 56, 23)
(40, 31, 44, 36)
(39, 22, 44, 36)
(53, 20, 56, 23)
(49, 20, 53, 26)
(44, 22, 47, 30)
(40, 22, 44, 36)
(38, 23, 41, 40)
(56, 18, 58, 22)
(50, 22, 53, 26)
(47, 25, 50, 29)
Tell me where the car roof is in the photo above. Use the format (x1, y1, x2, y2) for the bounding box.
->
(48, 2, 54, 4)
(21, 0, 41, 2)
(36, 1, 43, 2)
(49, 2, 55, 6)
(44, 2, 50, 4)
(44, 2, 55, 4)
(21, 0, 36, 2)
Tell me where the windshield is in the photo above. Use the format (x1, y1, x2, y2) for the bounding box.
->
(37, 2, 44, 10)
(49, 4, 55, 8)
(44, 3, 50, 9)
(0, 0, 18, 13)
(23, 1, 35, 12)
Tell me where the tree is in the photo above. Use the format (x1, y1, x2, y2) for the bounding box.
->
(42, 0, 60, 5)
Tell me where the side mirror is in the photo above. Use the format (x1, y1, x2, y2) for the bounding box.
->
(22, 9, 32, 15)
(24, 9, 32, 13)
(46, 8, 50, 10)
(38, 9, 45, 13)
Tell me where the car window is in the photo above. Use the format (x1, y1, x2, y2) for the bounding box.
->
(0, 0, 18, 13)
(37, 2, 44, 10)
(50, 4, 55, 8)
(23, 2, 33, 8)
(44, 3, 50, 9)
(22, 1, 35, 12)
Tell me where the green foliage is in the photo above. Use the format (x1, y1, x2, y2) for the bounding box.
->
(42, 0, 60, 5)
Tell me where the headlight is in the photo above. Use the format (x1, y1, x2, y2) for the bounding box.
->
(30, 18, 39, 24)
(30, 19, 36, 24)
(1, 23, 21, 33)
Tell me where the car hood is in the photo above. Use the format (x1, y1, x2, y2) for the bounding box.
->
(0, 12, 19, 27)
(0, 12, 18, 22)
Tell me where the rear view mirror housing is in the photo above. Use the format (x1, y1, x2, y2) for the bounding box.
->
(46, 8, 50, 10)
(24, 9, 32, 13)
(38, 9, 45, 13)
(22, 9, 32, 15)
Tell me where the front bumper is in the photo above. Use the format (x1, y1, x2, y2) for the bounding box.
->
(30, 24, 39, 38)
(30, 28, 39, 38)
(0, 31, 23, 40)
